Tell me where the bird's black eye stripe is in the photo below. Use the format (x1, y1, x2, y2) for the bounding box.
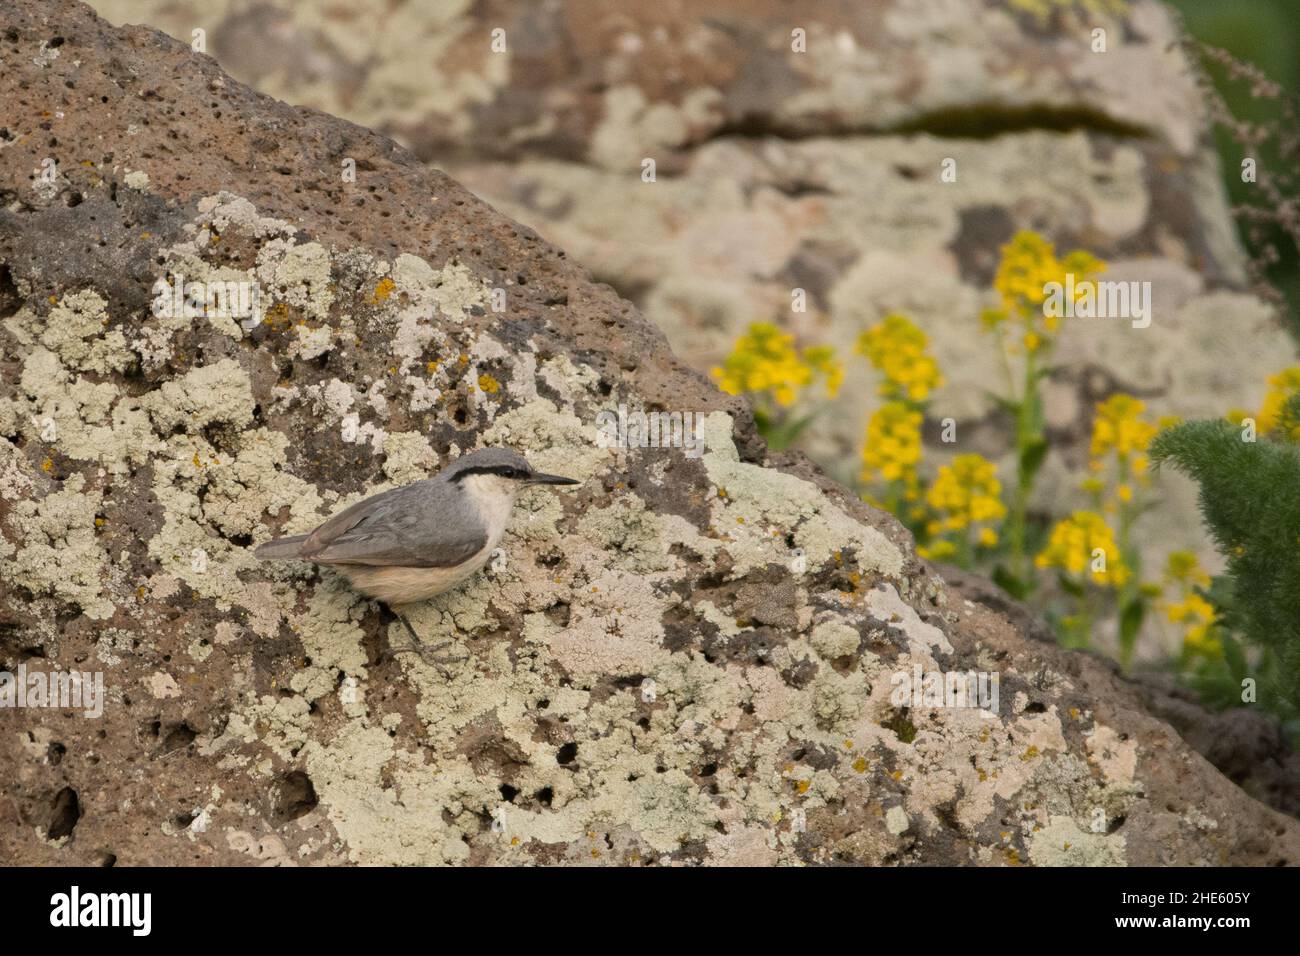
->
(451, 464, 529, 482)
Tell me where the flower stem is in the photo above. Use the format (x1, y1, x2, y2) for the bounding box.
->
(1008, 352, 1039, 583)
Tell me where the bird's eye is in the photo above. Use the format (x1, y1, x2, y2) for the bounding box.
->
(503, 468, 520, 479)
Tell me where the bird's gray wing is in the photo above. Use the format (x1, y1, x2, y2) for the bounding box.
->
(301, 479, 488, 568)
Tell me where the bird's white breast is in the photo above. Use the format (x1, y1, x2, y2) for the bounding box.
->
(339, 475, 518, 607)
(461, 473, 517, 550)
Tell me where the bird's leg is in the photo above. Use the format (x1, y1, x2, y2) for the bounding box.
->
(384, 611, 467, 677)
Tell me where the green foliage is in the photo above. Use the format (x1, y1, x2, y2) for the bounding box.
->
(1178, 576, 1255, 712)
(754, 407, 820, 452)
(1170, 0, 1300, 328)
(1151, 407, 1300, 718)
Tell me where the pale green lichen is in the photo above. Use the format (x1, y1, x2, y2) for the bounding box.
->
(154, 250, 265, 339)
(1029, 814, 1126, 866)
(287, 582, 370, 701)
(133, 357, 322, 627)
(36, 291, 132, 373)
(12, 347, 160, 473)
(146, 421, 321, 618)
(143, 359, 256, 433)
(381, 431, 435, 483)
(700, 411, 904, 577)
(198, 427, 325, 539)
(260, 241, 334, 322)
(302, 721, 496, 865)
(0, 473, 115, 619)
(809, 618, 862, 660)
(0, 436, 33, 501)
(291, 323, 333, 360)
(885, 805, 910, 836)
(203, 691, 314, 762)
(574, 496, 671, 573)
(866, 583, 953, 656)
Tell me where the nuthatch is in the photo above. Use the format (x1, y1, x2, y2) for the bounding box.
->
(255, 447, 579, 664)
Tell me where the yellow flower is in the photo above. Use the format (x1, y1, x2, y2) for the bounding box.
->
(1091, 394, 1157, 462)
(984, 230, 1105, 354)
(1035, 511, 1129, 587)
(803, 345, 844, 398)
(861, 401, 923, 484)
(1009, 0, 1129, 25)
(856, 314, 944, 403)
(712, 322, 840, 407)
(1160, 551, 1219, 657)
(980, 307, 1008, 331)
(1088, 394, 1157, 499)
(1256, 366, 1300, 437)
(917, 539, 958, 561)
(1163, 550, 1210, 589)
(925, 454, 1006, 533)
(993, 231, 1061, 311)
(1168, 593, 1220, 658)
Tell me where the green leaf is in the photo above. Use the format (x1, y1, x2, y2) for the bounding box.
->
(1024, 389, 1046, 433)
(992, 565, 1030, 600)
(1202, 575, 1236, 617)
(986, 392, 1021, 416)
(762, 408, 823, 451)
(1119, 597, 1146, 655)
(1221, 631, 1248, 683)
(1057, 572, 1084, 598)
(1019, 437, 1049, 486)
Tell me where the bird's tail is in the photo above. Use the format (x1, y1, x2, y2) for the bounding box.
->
(254, 534, 309, 560)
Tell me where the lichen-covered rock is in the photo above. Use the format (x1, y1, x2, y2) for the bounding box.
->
(2, 0, 1298, 866)
(88, 0, 1300, 631)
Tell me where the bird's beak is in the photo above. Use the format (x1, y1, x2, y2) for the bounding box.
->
(527, 472, 580, 486)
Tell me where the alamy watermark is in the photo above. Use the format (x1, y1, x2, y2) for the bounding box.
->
(1043, 274, 1151, 329)
(890, 664, 999, 715)
(0, 663, 104, 718)
(595, 404, 705, 459)
(151, 275, 264, 328)
(50, 886, 150, 936)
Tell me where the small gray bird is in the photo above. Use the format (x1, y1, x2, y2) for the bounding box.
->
(254, 447, 579, 662)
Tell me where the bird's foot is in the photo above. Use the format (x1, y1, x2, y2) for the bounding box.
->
(384, 613, 468, 677)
